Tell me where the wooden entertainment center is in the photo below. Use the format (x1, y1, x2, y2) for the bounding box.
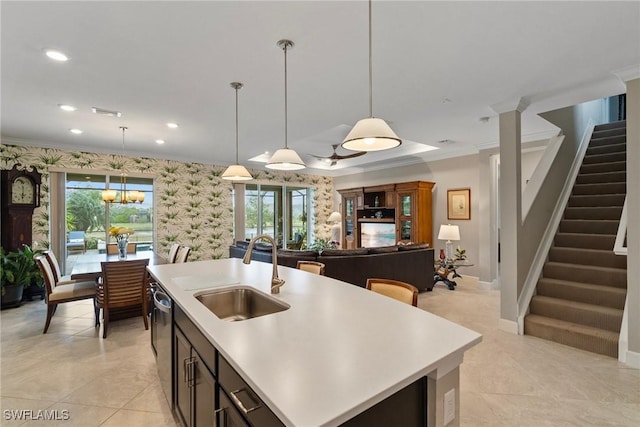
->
(338, 181, 435, 249)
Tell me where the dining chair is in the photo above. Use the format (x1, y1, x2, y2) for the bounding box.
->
(97, 258, 149, 338)
(365, 278, 419, 307)
(168, 242, 180, 263)
(174, 245, 191, 263)
(106, 242, 137, 255)
(44, 250, 72, 283)
(296, 260, 325, 275)
(36, 255, 98, 333)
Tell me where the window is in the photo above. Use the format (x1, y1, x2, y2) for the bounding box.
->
(243, 183, 312, 247)
(65, 173, 154, 262)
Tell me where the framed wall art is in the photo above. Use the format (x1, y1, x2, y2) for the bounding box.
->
(447, 188, 471, 220)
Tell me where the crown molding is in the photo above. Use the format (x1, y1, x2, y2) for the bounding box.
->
(490, 97, 530, 114)
(613, 64, 640, 83)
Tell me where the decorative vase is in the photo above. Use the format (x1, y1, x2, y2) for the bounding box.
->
(439, 249, 446, 261)
(117, 239, 128, 260)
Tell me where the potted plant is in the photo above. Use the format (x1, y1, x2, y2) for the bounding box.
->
(1, 245, 44, 308)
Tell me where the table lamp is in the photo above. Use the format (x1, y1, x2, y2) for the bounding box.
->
(438, 224, 460, 261)
(328, 211, 342, 244)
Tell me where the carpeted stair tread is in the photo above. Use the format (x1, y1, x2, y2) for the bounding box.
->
(586, 143, 626, 156)
(537, 278, 626, 309)
(575, 171, 626, 184)
(563, 206, 623, 220)
(594, 120, 626, 131)
(554, 232, 616, 250)
(588, 135, 626, 147)
(543, 261, 627, 288)
(524, 314, 618, 357)
(572, 182, 626, 195)
(568, 194, 625, 207)
(548, 246, 627, 269)
(559, 219, 620, 235)
(580, 161, 626, 174)
(529, 295, 623, 332)
(581, 152, 626, 165)
(591, 127, 626, 138)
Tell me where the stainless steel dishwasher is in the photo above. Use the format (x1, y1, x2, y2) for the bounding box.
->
(151, 285, 173, 408)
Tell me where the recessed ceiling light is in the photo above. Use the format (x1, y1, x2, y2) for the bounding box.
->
(479, 116, 490, 123)
(69, 128, 83, 134)
(441, 98, 452, 104)
(45, 50, 68, 61)
(438, 139, 453, 144)
(155, 139, 165, 145)
(166, 122, 179, 129)
(58, 104, 77, 112)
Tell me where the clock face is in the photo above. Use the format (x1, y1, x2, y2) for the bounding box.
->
(11, 176, 34, 204)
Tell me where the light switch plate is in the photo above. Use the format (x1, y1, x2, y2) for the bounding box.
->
(444, 388, 455, 425)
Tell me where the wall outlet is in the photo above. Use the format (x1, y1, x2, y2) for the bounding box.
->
(443, 388, 456, 426)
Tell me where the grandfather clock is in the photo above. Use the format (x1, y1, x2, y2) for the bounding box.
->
(1, 164, 42, 252)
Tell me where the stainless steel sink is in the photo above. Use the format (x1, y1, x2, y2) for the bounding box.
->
(195, 286, 289, 322)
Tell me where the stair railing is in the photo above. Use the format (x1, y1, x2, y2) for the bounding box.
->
(614, 197, 628, 255)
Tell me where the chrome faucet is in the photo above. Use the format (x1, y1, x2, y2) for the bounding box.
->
(242, 234, 285, 294)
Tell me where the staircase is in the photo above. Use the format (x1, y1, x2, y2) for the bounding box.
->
(524, 120, 627, 358)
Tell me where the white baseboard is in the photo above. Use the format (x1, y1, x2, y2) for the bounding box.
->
(498, 318, 518, 334)
(622, 350, 640, 369)
(478, 279, 499, 290)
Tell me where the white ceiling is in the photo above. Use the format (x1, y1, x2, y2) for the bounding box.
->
(2, 1, 639, 176)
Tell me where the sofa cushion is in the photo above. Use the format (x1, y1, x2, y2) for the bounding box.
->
(254, 242, 275, 252)
(397, 242, 430, 251)
(321, 248, 369, 256)
(235, 240, 249, 248)
(367, 245, 399, 254)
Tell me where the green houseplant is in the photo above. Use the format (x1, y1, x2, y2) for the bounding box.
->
(1, 245, 44, 308)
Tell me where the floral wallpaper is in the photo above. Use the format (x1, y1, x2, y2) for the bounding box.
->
(0, 143, 334, 260)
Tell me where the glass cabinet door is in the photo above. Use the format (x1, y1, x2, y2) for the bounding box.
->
(396, 191, 415, 242)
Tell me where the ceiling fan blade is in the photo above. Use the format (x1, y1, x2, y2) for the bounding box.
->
(334, 151, 367, 160)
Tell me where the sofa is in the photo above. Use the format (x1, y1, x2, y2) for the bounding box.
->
(229, 241, 435, 292)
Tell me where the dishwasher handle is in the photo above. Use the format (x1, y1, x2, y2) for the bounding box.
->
(153, 290, 172, 313)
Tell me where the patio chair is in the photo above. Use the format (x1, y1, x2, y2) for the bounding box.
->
(66, 231, 86, 253)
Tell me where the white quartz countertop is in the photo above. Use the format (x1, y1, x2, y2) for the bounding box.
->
(148, 258, 482, 427)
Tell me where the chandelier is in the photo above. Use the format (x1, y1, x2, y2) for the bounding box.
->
(101, 126, 145, 204)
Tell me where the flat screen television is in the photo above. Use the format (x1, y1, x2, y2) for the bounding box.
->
(360, 222, 396, 248)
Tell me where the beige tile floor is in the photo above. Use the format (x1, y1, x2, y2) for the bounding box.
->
(1, 277, 638, 426)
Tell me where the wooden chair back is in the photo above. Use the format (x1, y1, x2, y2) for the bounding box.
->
(174, 246, 191, 263)
(99, 258, 149, 338)
(106, 242, 137, 255)
(44, 251, 63, 283)
(366, 278, 419, 307)
(168, 243, 180, 263)
(296, 260, 325, 275)
(36, 256, 57, 298)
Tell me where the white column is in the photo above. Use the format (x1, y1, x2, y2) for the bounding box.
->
(492, 98, 529, 333)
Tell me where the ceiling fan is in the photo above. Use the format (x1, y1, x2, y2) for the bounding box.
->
(310, 144, 366, 166)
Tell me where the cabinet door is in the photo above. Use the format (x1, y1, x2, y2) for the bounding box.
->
(396, 191, 416, 242)
(218, 390, 251, 427)
(343, 195, 357, 249)
(174, 328, 192, 427)
(193, 352, 216, 427)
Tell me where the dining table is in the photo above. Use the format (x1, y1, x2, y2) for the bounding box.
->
(70, 250, 168, 281)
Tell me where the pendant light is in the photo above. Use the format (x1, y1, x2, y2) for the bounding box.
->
(102, 126, 144, 204)
(342, 0, 401, 152)
(222, 82, 253, 181)
(266, 39, 305, 171)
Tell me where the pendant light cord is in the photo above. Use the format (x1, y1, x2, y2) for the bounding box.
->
(119, 126, 128, 203)
(368, 0, 373, 118)
(284, 42, 289, 149)
(235, 85, 240, 164)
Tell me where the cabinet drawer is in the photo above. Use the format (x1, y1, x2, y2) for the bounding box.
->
(175, 305, 217, 375)
(218, 356, 284, 427)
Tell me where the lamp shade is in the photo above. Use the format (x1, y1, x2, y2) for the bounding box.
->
(222, 164, 253, 181)
(342, 118, 401, 152)
(101, 189, 116, 202)
(266, 148, 305, 170)
(328, 211, 342, 223)
(438, 224, 460, 241)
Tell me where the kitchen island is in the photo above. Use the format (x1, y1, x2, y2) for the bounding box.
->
(148, 258, 481, 427)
